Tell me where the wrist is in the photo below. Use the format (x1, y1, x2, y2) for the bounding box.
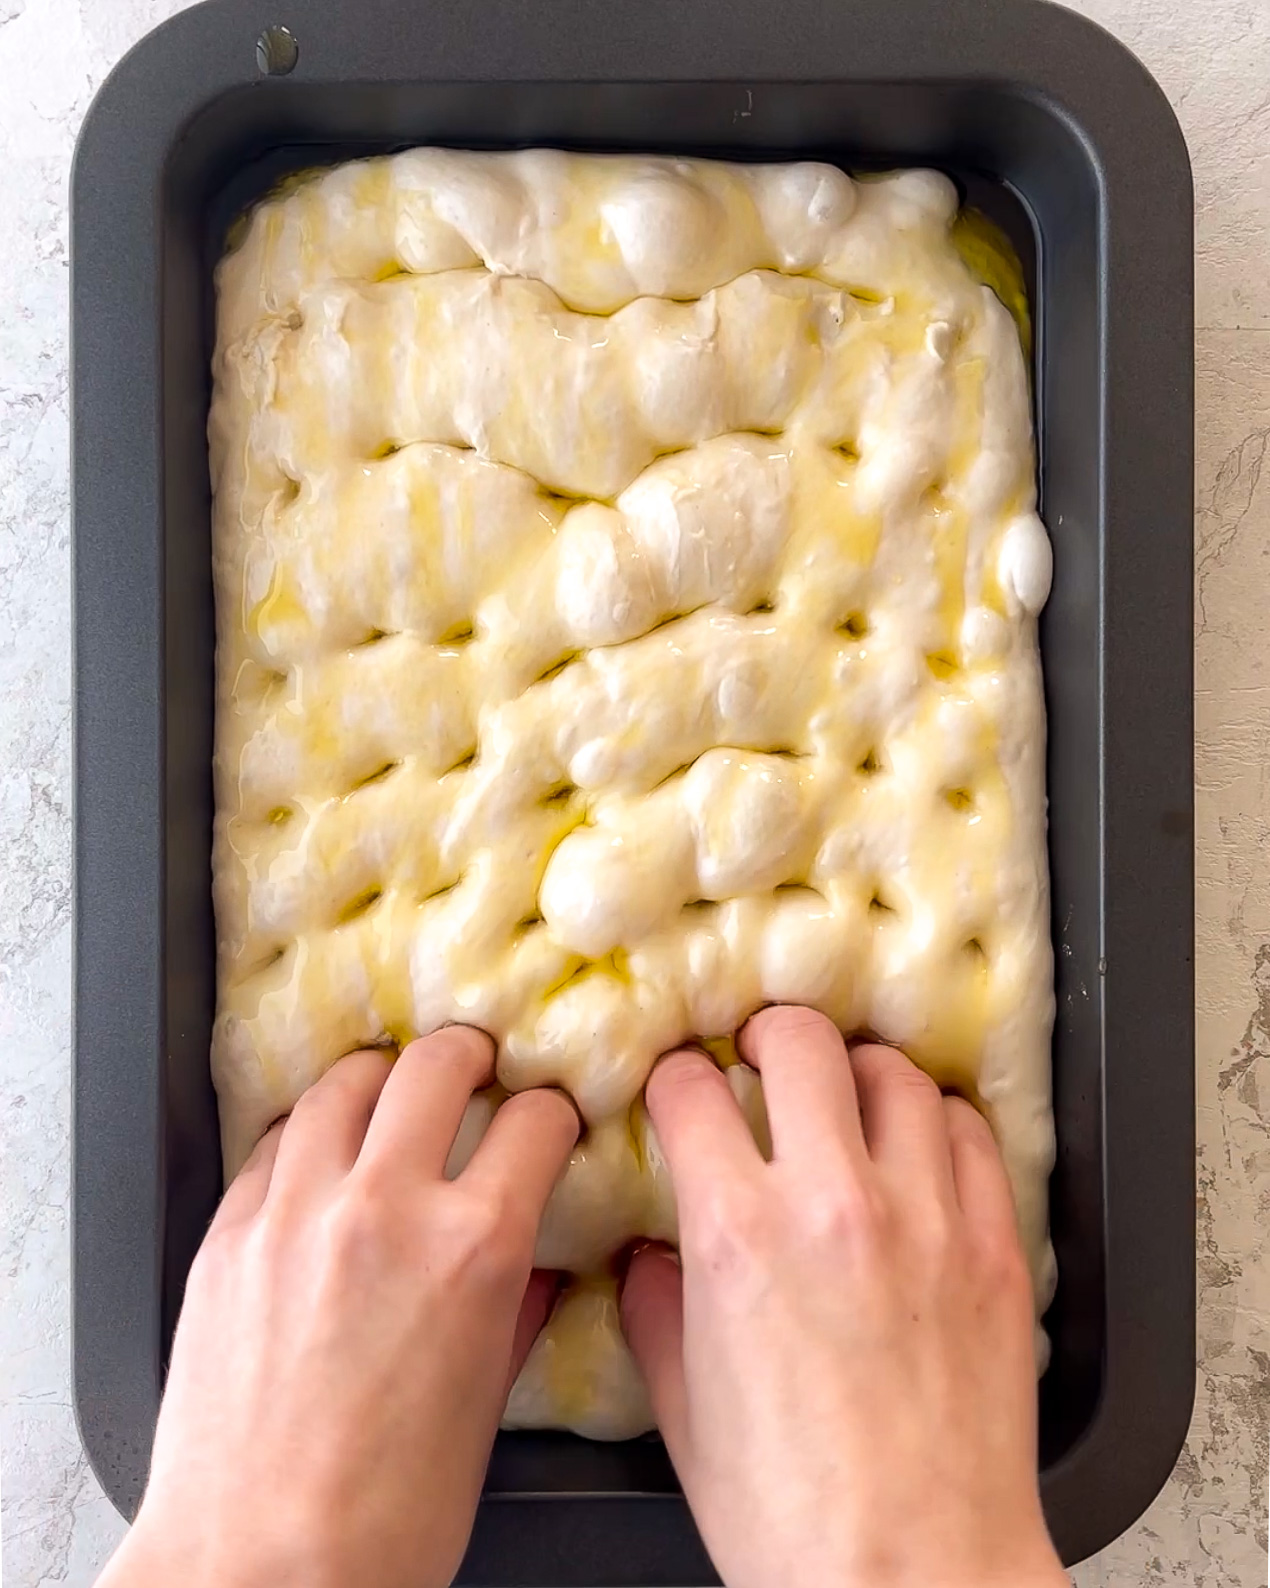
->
(98, 1505, 338, 1588)
(944, 1553, 1069, 1588)
(97, 1520, 238, 1588)
(842, 1536, 1068, 1588)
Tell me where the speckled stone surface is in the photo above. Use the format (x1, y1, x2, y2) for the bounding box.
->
(1, 1, 1267, 1583)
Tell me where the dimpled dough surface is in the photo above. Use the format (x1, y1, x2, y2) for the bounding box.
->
(209, 149, 1057, 1440)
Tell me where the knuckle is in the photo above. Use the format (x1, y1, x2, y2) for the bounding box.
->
(190, 1201, 280, 1297)
(802, 1174, 886, 1247)
(438, 1187, 526, 1286)
(979, 1222, 1033, 1296)
(323, 1189, 382, 1262)
(686, 1184, 765, 1269)
(321, 1175, 413, 1272)
(242, 1205, 295, 1273)
(912, 1200, 959, 1265)
(348, 1147, 399, 1206)
(202, 1193, 246, 1247)
(459, 1181, 512, 1241)
(186, 1226, 233, 1292)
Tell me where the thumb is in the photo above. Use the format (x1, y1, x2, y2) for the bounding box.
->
(620, 1244, 689, 1461)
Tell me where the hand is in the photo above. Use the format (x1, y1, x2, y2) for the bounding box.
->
(621, 1006, 1066, 1588)
(98, 1028, 578, 1588)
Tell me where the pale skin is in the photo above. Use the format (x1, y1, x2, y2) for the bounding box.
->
(96, 1008, 1067, 1588)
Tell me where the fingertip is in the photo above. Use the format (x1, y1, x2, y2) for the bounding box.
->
(500, 1085, 583, 1152)
(732, 1007, 865, 1165)
(845, 1038, 908, 1065)
(509, 1268, 564, 1387)
(460, 1086, 582, 1217)
(619, 1244, 682, 1368)
(942, 1091, 994, 1145)
(507, 1086, 584, 1181)
(943, 1093, 1009, 1189)
(400, 1024, 496, 1082)
(216, 1116, 286, 1226)
(619, 1242, 680, 1331)
(646, 1044, 724, 1107)
(523, 1265, 566, 1313)
(246, 1113, 289, 1166)
(655, 1042, 716, 1071)
(943, 1095, 1020, 1250)
(543, 1084, 585, 1143)
(304, 1046, 394, 1108)
(359, 1026, 498, 1180)
(340, 1046, 397, 1073)
(618, 1243, 688, 1455)
(327, 1046, 395, 1100)
(269, 1047, 397, 1187)
(737, 1003, 840, 1064)
(848, 1043, 944, 1112)
(642, 1046, 759, 1192)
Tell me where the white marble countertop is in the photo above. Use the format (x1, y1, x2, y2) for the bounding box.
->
(2, 0, 1267, 1583)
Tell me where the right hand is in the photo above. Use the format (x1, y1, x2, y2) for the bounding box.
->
(620, 1006, 1067, 1588)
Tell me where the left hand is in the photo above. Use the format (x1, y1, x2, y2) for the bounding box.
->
(97, 1027, 579, 1588)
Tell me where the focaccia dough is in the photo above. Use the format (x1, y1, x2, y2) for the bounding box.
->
(209, 149, 1056, 1441)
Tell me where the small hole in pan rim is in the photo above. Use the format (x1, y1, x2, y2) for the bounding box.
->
(256, 25, 299, 76)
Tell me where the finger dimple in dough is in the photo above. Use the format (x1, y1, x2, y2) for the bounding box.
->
(209, 148, 1056, 1442)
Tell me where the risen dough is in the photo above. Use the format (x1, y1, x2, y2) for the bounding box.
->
(209, 149, 1056, 1440)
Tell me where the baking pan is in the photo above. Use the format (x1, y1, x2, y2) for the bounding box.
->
(71, 0, 1194, 1578)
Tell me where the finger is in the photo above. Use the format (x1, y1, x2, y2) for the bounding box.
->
(736, 1006, 866, 1166)
(214, 1118, 285, 1227)
(944, 1095, 1019, 1247)
(358, 1026, 495, 1180)
(506, 1270, 564, 1392)
(644, 1048, 761, 1207)
(269, 1049, 393, 1191)
(620, 1245, 689, 1460)
(849, 1044, 955, 1200)
(460, 1089, 580, 1228)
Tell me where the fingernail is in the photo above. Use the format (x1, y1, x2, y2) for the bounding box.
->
(615, 1239, 677, 1304)
(615, 1240, 652, 1303)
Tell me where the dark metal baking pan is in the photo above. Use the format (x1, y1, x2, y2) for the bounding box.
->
(71, 0, 1194, 1579)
